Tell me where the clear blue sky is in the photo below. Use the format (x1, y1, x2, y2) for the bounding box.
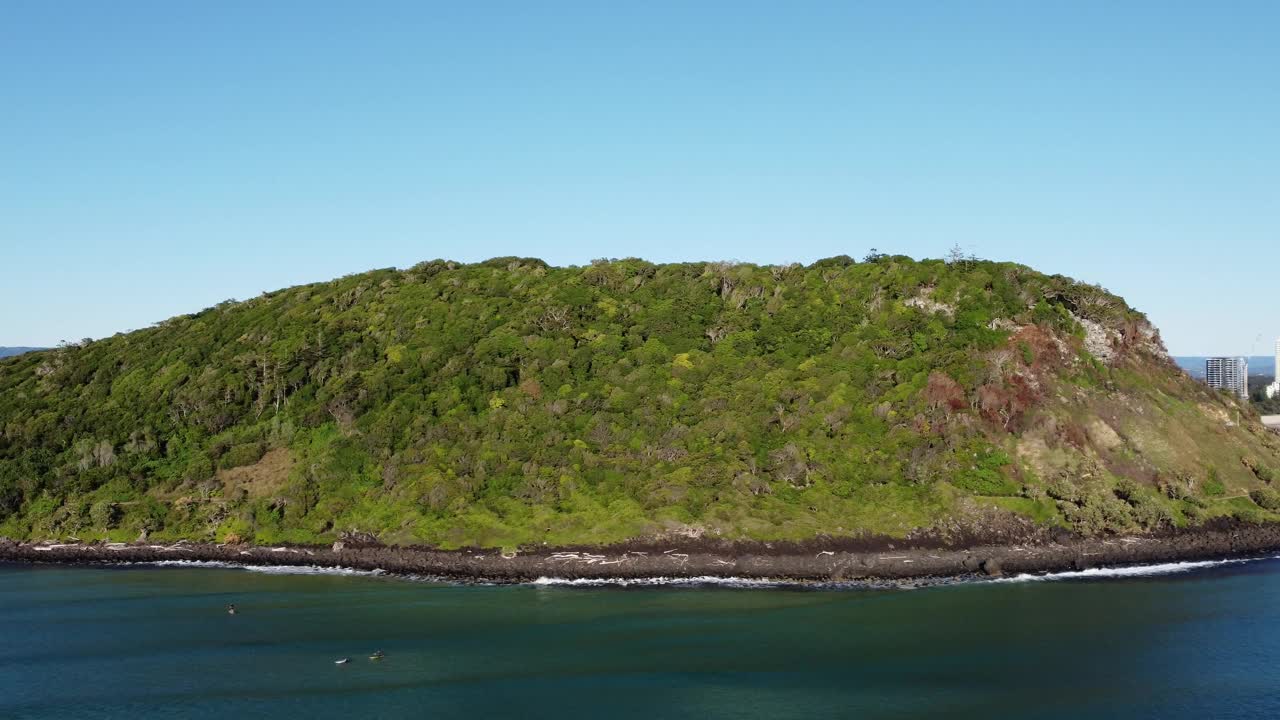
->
(2, 1, 1276, 355)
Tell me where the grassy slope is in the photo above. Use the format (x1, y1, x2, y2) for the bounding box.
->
(2, 255, 1279, 549)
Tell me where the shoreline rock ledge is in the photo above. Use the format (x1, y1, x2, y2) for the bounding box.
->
(3, 520, 1280, 584)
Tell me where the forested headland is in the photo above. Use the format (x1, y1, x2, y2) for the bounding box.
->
(3, 255, 1279, 550)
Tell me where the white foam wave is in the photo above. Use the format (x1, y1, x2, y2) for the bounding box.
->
(137, 560, 386, 577)
(529, 575, 785, 588)
(141, 560, 242, 570)
(129, 555, 1280, 588)
(992, 556, 1279, 583)
(243, 565, 385, 577)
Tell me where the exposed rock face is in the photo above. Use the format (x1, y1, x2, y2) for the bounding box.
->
(6, 520, 1279, 584)
(905, 289, 956, 318)
(1075, 314, 1117, 364)
(338, 531, 380, 547)
(1068, 307, 1167, 367)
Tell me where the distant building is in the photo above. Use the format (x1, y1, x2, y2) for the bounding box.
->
(1267, 339, 1280, 399)
(1206, 357, 1248, 400)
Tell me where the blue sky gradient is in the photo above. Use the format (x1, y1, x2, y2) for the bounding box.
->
(2, 2, 1276, 354)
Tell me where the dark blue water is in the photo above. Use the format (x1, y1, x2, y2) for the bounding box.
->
(3, 558, 1279, 719)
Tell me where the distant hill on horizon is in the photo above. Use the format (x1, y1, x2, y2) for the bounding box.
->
(1173, 356, 1276, 379)
(0, 347, 44, 359)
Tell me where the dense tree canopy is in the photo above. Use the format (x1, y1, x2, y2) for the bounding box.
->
(3, 256, 1278, 548)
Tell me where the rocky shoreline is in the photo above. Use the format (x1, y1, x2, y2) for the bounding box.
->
(5, 520, 1280, 584)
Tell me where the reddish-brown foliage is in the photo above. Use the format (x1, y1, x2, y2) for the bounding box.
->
(518, 378, 542, 399)
(976, 373, 1043, 431)
(976, 384, 1012, 426)
(1061, 421, 1089, 449)
(1009, 325, 1062, 369)
(924, 371, 967, 412)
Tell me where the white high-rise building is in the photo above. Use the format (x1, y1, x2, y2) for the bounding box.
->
(1206, 357, 1248, 400)
(1267, 339, 1280, 399)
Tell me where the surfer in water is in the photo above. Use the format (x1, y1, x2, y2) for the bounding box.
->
(226, 604, 237, 615)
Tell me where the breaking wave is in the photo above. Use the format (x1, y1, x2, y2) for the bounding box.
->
(531, 575, 797, 589)
(138, 560, 387, 577)
(128, 555, 1280, 588)
(244, 565, 386, 577)
(140, 560, 242, 570)
(991, 556, 1280, 583)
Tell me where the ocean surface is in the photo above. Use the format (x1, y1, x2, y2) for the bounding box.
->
(3, 559, 1280, 719)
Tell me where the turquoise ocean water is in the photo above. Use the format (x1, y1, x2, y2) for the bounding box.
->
(2, 558, 1279, 719)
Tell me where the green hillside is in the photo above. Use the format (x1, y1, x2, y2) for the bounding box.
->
(3, 255, 1279, 549)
